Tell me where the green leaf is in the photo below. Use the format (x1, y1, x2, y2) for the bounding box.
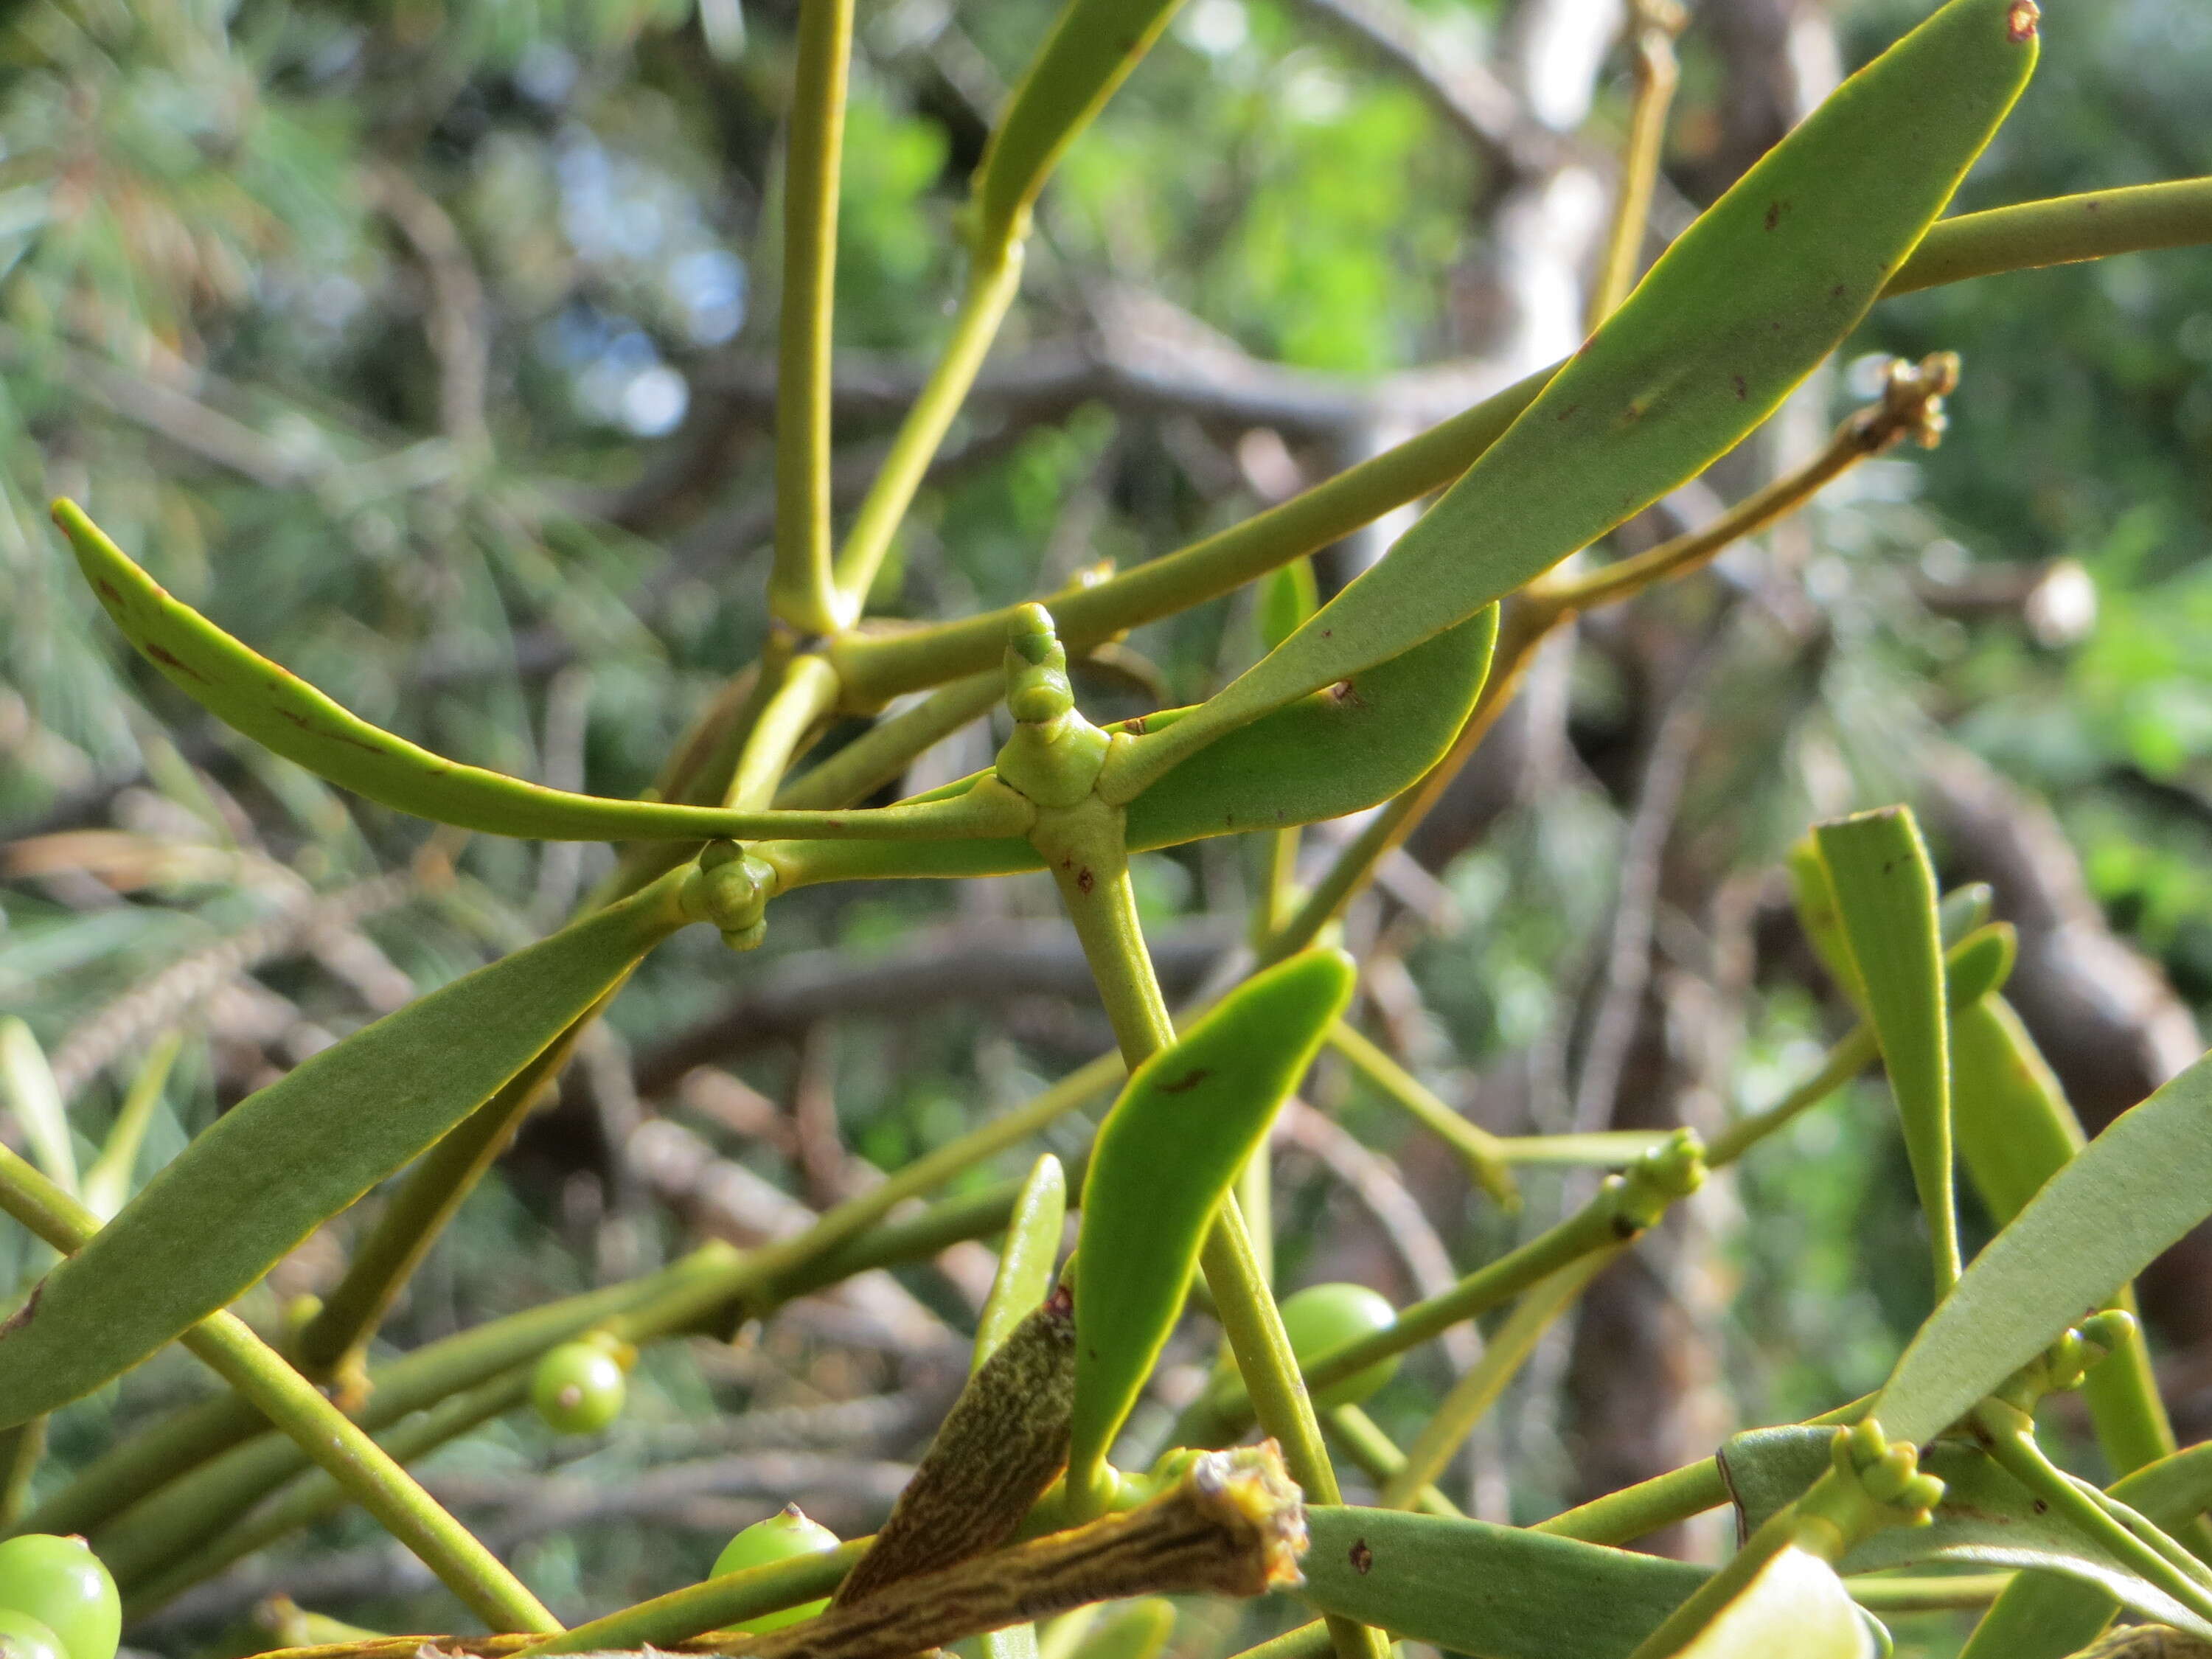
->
(765, 610, 1495, 888)
(0, 1018, 77, 1197)
(80, 1030, 183, 1222)
(1721, 1428, 2212, 1638)
(1815, 807, 1959, 1290)
(1952, 995, 2084, 1222)
(1257, 559, 1319, 656)
(1874, 1042, 2212, 1447)
(1958, 1441, 2212, 1659)
(1098, 0, 2039, 793)
(1066, 949, 1354, 1493)
(1787, 836, 1868, 1013)
(0, 871, 693, 1429)
(56, 501, 1026, 846)
(1672, 1545, 1871, 1659)
(1953, 995, 2179, 1481)
(973, 1154, 1066, 1371)
(970, 0, 1184, 252)
(1298, 1504, 1705, 1659)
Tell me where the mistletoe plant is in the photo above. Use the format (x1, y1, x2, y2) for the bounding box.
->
(7, 0, 2212, 1655)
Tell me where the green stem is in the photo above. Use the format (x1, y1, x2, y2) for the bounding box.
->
(1223, 1622, 1335, 1659)
(1977, 1416, 2212, 1630)
(1887, 177, 2212, 296)
(0, 1146, 558, 1633)
(121, 1369, 532, 1612)
(830, 370, 1554, 704)
(776, 669, 1003, 808)
(1587, 0, 1683, 328)
(1618, 1503, 1803, 1659)
(0, 1416, 45, 1528)
(516, 1539, 871, 1655)
(1182, 1175, 1634, 1446)
(727, 653, 844, 810)
(833, 251, 1025, 613)
(769, 0, 857, 636)
(1497, 1131, 1674, 1165)
(1324, 1404, 1462, 1518)
(1329, 1020, 1516, 1205)
(1380, 1251, 1618, 1508)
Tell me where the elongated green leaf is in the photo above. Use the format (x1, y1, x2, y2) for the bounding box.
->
(970, 0, 1184, 251)
(1257, 559, 1319, 656)
(1875, 1042, 2212, 1447)
(1099, 0, 2038, 794)
(1816, 807, 1958, 1289)
(0, 870, 693, 1428)
(1960, 1441, 2212, 1659)
(974, 1154, 1066, 1371)
(1952, 995, 2083, 1222)
(1672, 1545, 1869, 1659)
(81, 1030, 182, 1222)
(1299, 1504, 1705, 1659)
(56, 501, 1026, 846)
(765, 611, 1495, 889)
(1787, 837, 1867, 1012)
(0, 1018, 77, 1195)
(1952, 995, 2177, 1474)
(1067, 950, 1354, 1488)
(1722, 1429, 2212, 1638)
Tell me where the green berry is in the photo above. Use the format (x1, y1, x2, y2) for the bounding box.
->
(710, 1504, 841, 1632)
(530, 1340, 626, 1435)
(1279, 1283, 1400, 1411)
(0, 1537, 119, 1659)
(0, 1610, 69, 1659)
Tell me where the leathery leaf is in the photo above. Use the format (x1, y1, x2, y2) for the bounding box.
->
(1066, 949, 1354, 1492)
(1722, 1428, 2212, 1638)
(761, 609, 1495, 891)
(1959, 1441, 2212, 1659)
(1875, 1040, 2212, 1447)
(55, 501, 1023, 846)
(0, 868, 694, 1427)
(1814, 807, 1958, 1289)
(970, 0, 1186, 251)
(1298, 1505, 1705, 1659)
(1102, 0, 2039, 796)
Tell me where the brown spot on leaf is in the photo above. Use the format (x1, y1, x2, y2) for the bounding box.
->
(2032, 1498, 2049, 1514)
(1124, 716, 1147, 734)
(1157, 1068, 1211, 1095)
(1764, 200, 1790, 232)
(95, 579, 121, 603)
(1076, 866, 1094, 894)
(1731, 375, 1748, 400)
(145, 643, 209, 683)
(1349, 1540, 1374, 1576)
(2006, 0, 2038, 41)
(1556, 403, 1582, 422)
(0, 1281, 42, 1338)
(1329, 681, 1365, 708)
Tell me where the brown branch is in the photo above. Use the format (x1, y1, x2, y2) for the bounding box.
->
(360, 162, 492, 449)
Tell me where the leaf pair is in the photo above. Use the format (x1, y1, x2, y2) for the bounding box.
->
(59, 502, 1495, 866)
